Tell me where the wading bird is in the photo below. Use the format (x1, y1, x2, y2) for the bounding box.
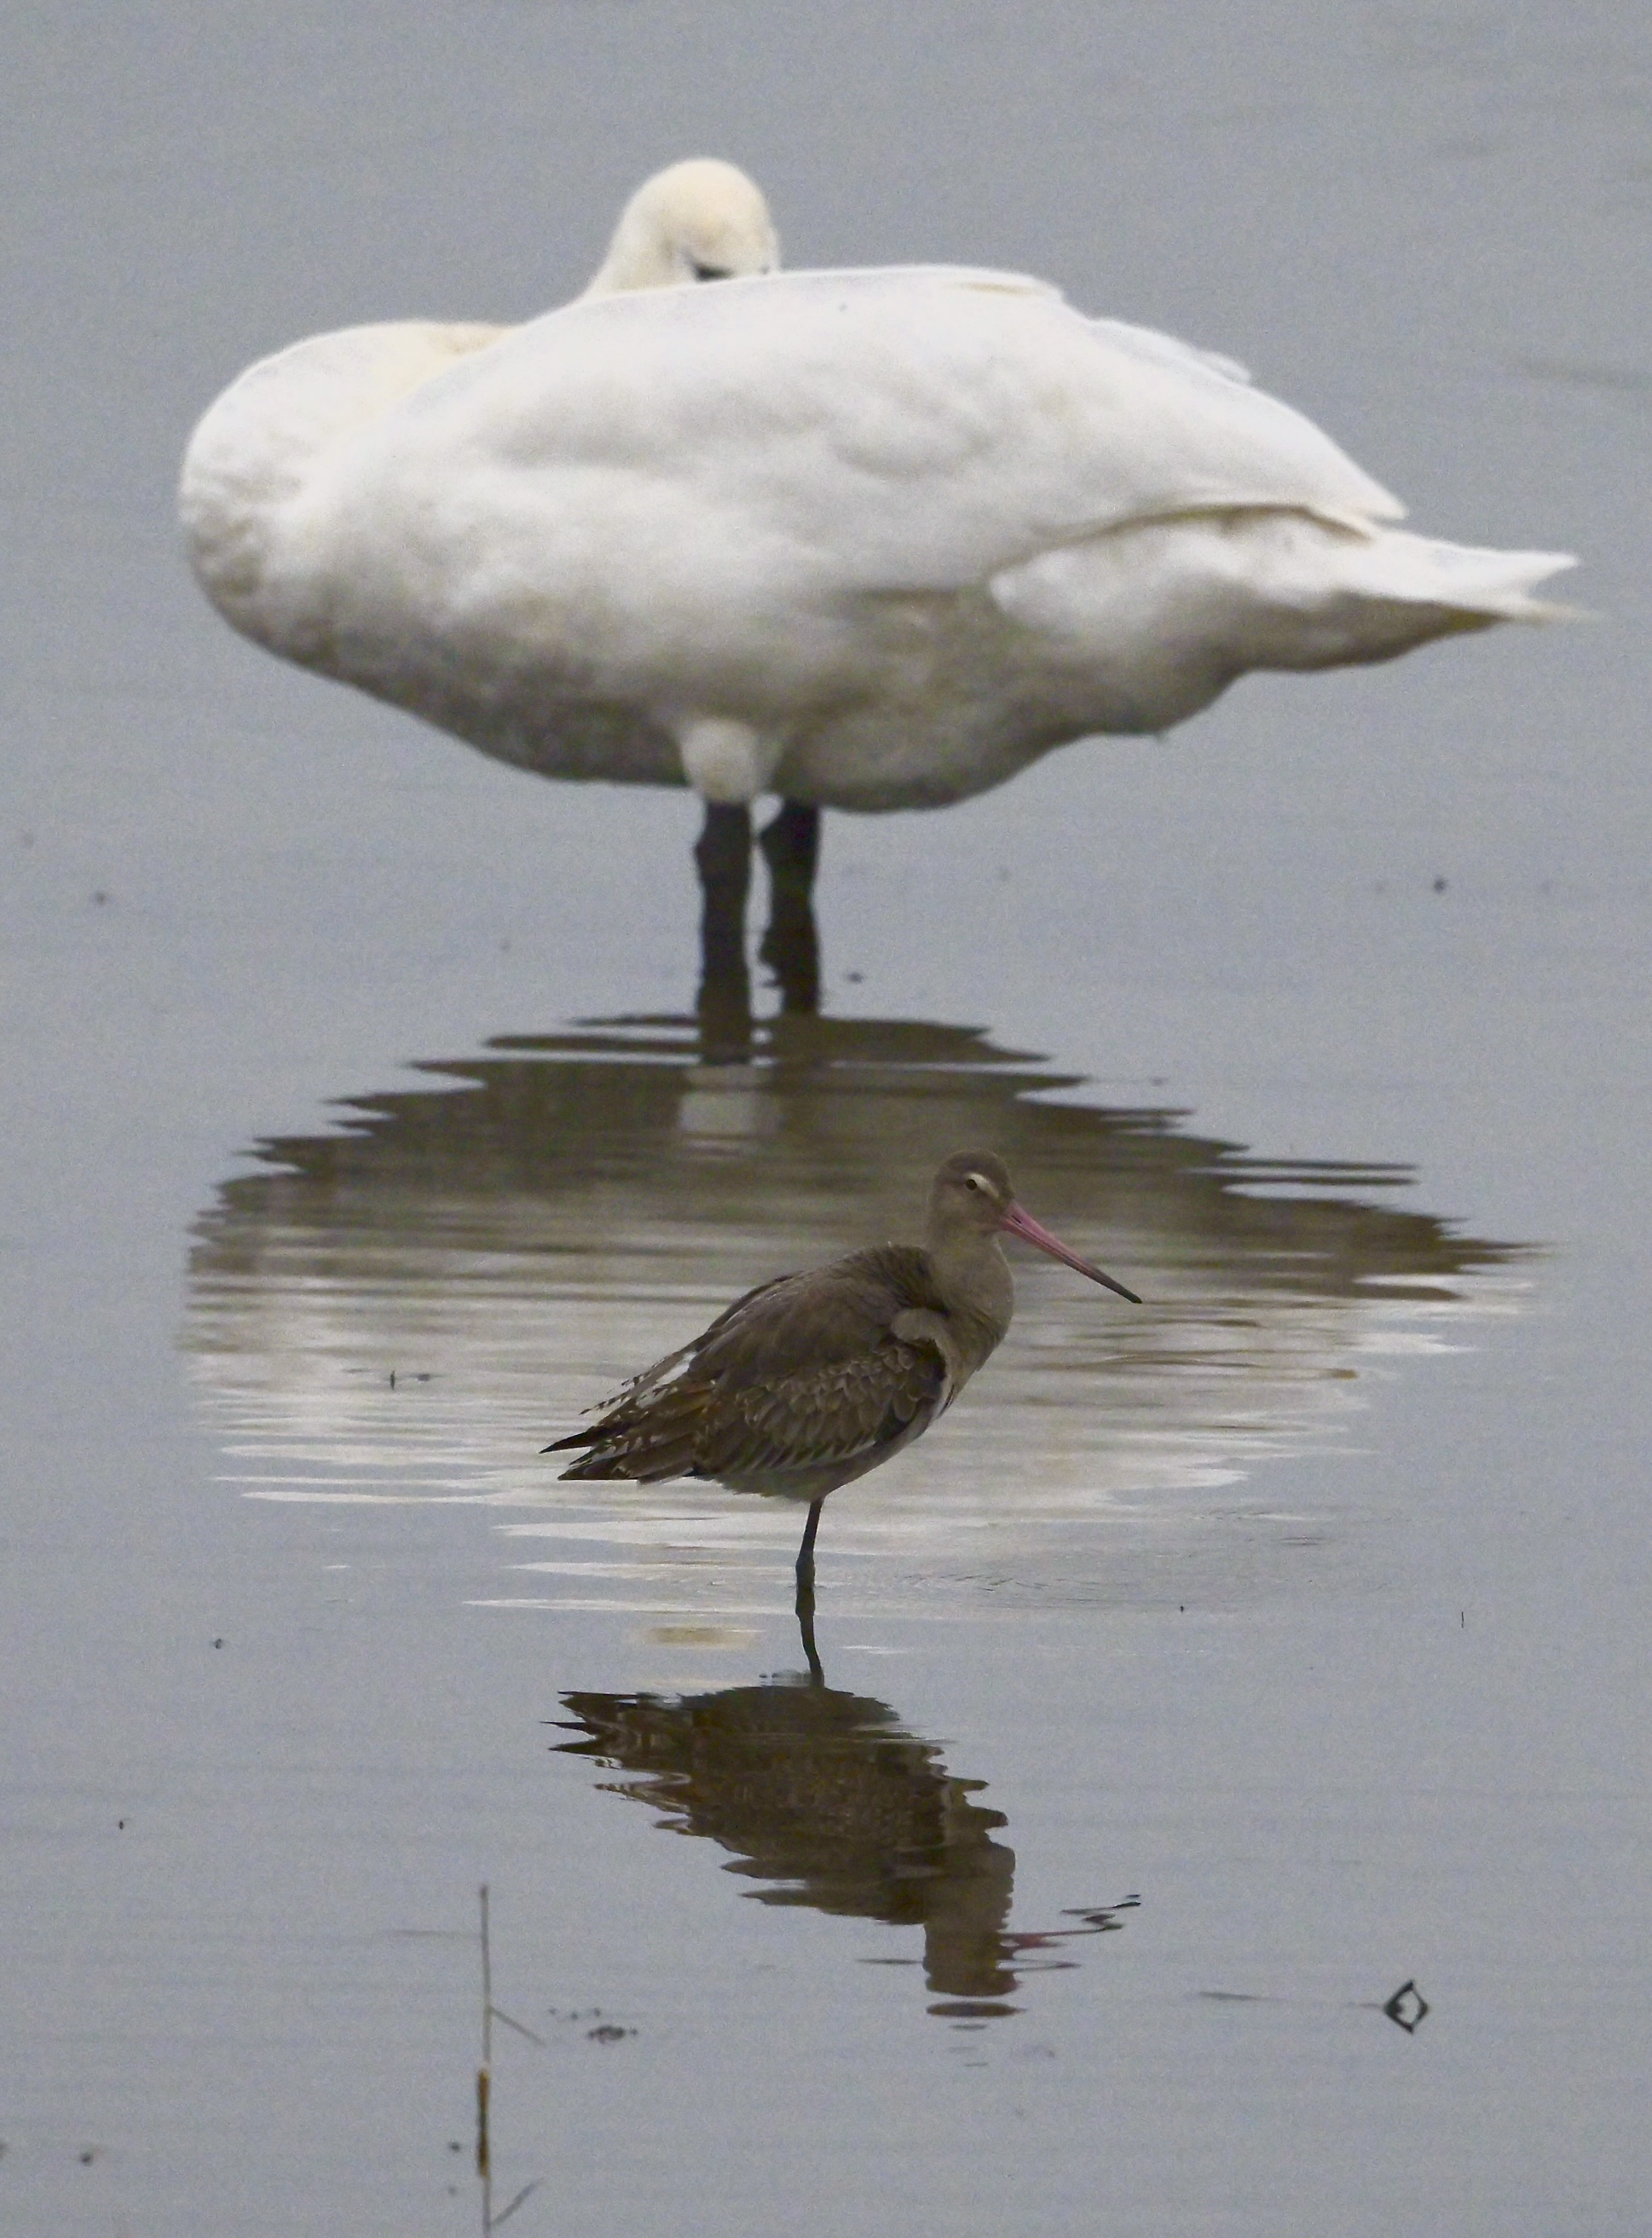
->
(545, 1152, 1141, 1605)
(180, 160, 1572, 1036)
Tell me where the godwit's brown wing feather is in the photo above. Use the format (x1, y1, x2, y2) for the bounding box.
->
(550, 1245, 951, 1484)
(555, 1385, 717, 1482)
(556, 1338, 945, 1483)
(695, 1341, 947, 1478)
(688, 1247, 944, 1380)
(604, 1269, 801, 1405)
(551, 1246, 942, 1433)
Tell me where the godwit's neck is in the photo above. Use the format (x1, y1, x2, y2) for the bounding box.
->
(927, 1226, 1015, 1355)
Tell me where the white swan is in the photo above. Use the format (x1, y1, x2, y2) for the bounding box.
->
(179, 159, 1572, 998)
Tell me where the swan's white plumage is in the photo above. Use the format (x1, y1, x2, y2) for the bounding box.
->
(580, 156, 778, 296)
(180, 163, 1573, 813)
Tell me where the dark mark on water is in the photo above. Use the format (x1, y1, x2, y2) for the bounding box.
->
(1384, 1979, 1430, 2033)
(1198, 1980, 1430, 2032)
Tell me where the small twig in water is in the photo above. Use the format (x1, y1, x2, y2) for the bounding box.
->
(490, 2005, 546, 2049)
(477, 1884, 491, 2180)
(491, 2179, 543, 2231)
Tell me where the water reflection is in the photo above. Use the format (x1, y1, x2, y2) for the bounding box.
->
(183, 1011, 1528, 1613)
(554, 1627, 1137, 2021)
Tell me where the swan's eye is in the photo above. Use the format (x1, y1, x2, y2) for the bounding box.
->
(963, 1173, 985, 1192)
(690, 259, 732, 283)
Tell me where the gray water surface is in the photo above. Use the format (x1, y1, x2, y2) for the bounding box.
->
(4, 5, 1650, 2235)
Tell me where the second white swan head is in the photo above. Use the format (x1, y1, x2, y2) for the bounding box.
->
(581, 158, 779, 297)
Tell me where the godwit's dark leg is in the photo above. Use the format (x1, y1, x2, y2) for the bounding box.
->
(695, 801, 753, 1058)
(758, 801, 821, 1014)
(795, 1594, 825, 1687)
(794, 1496, 825, 1609)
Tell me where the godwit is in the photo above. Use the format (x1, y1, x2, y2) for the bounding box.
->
(180, 160, 1572, 1032)
(544, 1152, 1141, 1604)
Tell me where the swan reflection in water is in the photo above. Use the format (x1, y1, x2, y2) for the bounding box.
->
(183, 1010, 1528, 1614)
(555, 1634, 1136, 2021)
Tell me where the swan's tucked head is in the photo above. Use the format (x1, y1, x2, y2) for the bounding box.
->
(582, 159, 779, 297)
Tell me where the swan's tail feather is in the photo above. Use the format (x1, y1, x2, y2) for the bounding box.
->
(992, 513, 1580, 685)
(1334, 532, 1580, 626)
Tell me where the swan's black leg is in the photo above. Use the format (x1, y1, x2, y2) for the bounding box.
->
(758, 801, 821, 1015)
(695, 801, 754, 1058)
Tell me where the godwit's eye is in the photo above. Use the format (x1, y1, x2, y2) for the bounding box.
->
(964, 1173, 985, 1191)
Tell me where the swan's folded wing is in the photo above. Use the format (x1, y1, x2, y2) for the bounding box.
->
(374, 263, 1404, 616)
(1085, 316, 1253, 390)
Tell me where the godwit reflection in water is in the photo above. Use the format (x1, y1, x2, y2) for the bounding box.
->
(182, 1011, 1529, 1615)
(555, 1651, 1136, 2021)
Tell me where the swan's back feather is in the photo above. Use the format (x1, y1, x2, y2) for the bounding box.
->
(178, 252, 1572, 808)
(274, 267, 1403, 619)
